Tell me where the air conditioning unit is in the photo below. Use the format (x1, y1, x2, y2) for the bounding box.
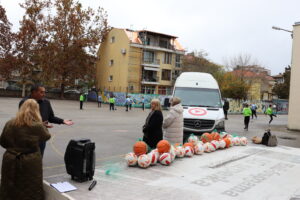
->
(121, 48, 126, 54)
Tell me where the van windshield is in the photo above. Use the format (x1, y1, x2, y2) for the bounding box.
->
(174, 87, 222, 108)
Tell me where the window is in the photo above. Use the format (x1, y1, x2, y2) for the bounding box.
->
(175, 54, 181, 67)
(141, 86, 155, 94)
(174, 87, 222, 108)
(158, 86, 172, 95)
(146, 37, 150, 45)
(111, 36, 115, 43)
(142, 36, 150, 45)
(108, 75, 113, 82)
(161, 69, 171, 81)
(164, 53, 172, 64)
(0, 80, 5, 88)
(159, 39, 168, 48)
(109, 59, 114, 66)
(143, 51, 154, 63)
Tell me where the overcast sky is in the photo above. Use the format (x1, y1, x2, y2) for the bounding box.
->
(2, 0, 299, 75)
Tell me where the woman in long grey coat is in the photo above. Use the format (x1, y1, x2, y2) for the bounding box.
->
(0, 99, 51, 200)
(163, 97, 184, 144)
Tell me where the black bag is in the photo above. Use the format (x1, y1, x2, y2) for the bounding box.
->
(262, 130, 277, 146)
(64, 139, 95, 182)
(262, 130, 271, 145)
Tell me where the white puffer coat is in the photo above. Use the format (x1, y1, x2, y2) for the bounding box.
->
(163, 104, 184, 144)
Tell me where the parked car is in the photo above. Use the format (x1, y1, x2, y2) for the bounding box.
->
(64, 89, 80, 94)
(47, 88, 61, 93)
(6, 85, 22, 91)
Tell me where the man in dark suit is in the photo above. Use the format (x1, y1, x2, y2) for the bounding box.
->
(19, 84, 74, 156)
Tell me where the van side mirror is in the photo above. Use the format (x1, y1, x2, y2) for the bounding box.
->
(164, 98, 170, 107)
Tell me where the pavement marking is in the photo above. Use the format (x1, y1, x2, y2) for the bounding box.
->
(43, 164, 65, 170)
(49, 132, 64, 157)
(112, 129, 129, 132)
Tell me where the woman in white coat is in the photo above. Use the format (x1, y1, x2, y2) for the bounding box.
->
(162, 97, 184, 144)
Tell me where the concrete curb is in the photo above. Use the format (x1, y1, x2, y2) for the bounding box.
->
(44, 180, 75, 200)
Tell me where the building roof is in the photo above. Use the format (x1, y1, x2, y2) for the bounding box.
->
(272, 73, 284, 78)
(231, 70, 275, 81)
(138, 29, 178, 38)
(123, 28, 184, 51)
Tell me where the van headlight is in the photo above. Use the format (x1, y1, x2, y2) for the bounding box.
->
(215, 121, 224, 129)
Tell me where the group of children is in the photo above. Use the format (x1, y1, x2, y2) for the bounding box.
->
(243, 103, 277, 131)
(101, 95, 145, 111)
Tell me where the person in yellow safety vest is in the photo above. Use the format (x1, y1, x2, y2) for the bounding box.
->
(267, 104, 277, 124)
(80, 93, 84, 110)
(242, 103, 252, 131)
(109, 95, 115, 111)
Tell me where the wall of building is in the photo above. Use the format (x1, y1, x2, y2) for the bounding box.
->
(96, 29, 131, 93)
(288, 23, 300, 130)
(127, 46, 142, 93)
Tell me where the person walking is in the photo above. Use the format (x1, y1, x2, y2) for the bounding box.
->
(267, 104, 277, 124)
(129, 96, 133, 110)
(125, 96, 130, 111)
(141, 97, 145, 111)
(109, 94, 115, 111)
(162, 97, 184, 144)
(19, 85, 73, 157)
(251, 103, 257, 119)
(0, 99, 51, 200)
(97, 95, 102, 107)
(242, 103, 252, 131)
(223, 99, 229, 120)
(80, 93, 84, 110)
(142, 99, 163, 149)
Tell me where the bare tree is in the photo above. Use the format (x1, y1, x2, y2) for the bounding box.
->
(182, 51, 223, 76)
(223, 53, 259, 70)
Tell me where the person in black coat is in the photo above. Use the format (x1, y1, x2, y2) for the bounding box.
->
(143, 99, 163, 149)
(19, 84, 74, 156)
(223, 99, 229, 120)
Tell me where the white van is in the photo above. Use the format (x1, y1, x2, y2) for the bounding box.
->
(171, 72, 225, 134)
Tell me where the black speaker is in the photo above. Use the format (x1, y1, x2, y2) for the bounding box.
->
(64, 139, 95, 182)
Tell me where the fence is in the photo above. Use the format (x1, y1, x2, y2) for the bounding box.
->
(89, 91, 288, 114)
(87, 91, 171, 109)
(226, 99, 288, 114)
(1, 88, 288, 114)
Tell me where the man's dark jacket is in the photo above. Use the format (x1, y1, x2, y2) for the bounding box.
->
(19, 97, 64, 124)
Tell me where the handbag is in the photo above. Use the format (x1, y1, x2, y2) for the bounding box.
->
(262, 130, 271, 145)
(267, 135, 278, 147)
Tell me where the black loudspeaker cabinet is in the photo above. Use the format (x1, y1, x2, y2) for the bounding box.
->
(64, 139, 95, 182)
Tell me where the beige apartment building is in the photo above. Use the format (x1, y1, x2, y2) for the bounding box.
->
(288, 22, 300, 130)
(96, 28, 185, 95)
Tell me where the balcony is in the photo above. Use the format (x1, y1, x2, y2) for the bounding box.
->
(141, 76, 160, 85)
(130, 43, 184, 54)
(142, 58, 160, 68)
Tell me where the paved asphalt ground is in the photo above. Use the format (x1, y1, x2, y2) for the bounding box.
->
(1, 97, 300, 178)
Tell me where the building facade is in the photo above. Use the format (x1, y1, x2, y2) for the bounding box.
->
(96, 28, 185, 95)
(232, 69, 275, 100)
(288, 22, 300, 130)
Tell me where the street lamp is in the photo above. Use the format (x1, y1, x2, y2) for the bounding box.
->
(272, 26, 293, 38)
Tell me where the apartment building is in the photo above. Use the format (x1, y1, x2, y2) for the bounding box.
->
(96, 28, 185, 95)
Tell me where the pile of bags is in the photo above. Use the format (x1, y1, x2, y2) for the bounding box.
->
(125, 132, 248, 168)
